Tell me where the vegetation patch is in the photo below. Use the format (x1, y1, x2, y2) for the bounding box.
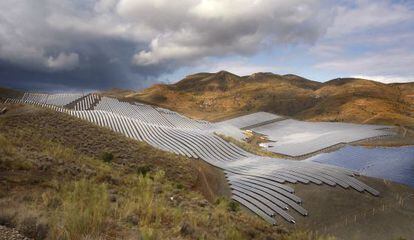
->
(49, 180, 110, 239)
(100, 152, 114, 163)
(216, 133, 292, 159)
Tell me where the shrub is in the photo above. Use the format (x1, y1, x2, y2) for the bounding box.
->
(100, 152, 114, 163)
(228, 201, 240, 212)
(136, 164, 152, 176)
(0, 209, 15, 227)
(45, 143, 77, 162)
(214, 196, 226, 205)
(49, 179, 110, 240)
(225, 227, 244, 240)
(119, 171, 179, 230)
(0, 133, 16, 156)
(140, 226, 159, 240)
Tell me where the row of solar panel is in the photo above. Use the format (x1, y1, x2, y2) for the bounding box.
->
(74, 94, 101, 111)
(20, 92, 84, 107)
(5, 95, 380, 225)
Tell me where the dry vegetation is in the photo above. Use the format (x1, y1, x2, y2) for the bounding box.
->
(0, 87, 22, 102)
(215, 133, 291, 159)
(0, 104, 336, 240)
(122, 71, 414, 127)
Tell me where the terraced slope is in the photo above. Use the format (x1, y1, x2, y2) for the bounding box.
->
(125, 71, 414, 126)
(5, 93, 381, 225)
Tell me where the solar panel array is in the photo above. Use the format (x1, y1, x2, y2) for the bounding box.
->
(218, 112, 283, 129)
(5, 93, 380, 225)
(250, 119, 394, 157)
(94, 97, 212, 130)
(74, 94, 101, 111)
(19, 92, 84, 107)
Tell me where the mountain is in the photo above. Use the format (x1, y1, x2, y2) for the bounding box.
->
(126, 71, 414, 126)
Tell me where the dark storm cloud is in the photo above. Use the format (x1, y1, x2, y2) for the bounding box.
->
(0, 38, 160, 91)
(0, 0, 334, 90)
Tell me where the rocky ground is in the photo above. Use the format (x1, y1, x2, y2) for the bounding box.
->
(0, 225, 31, 240)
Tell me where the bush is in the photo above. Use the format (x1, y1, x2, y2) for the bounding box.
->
(0, 209, 15, 227)
(120, 171, 176, 229)
(214, 196, 226, 205)
(225, 227, 244, 240)
(140, 226, 159, 240)
(136, 164, 152, 176)
(0, 134, 16, 157)
(101, 152, 114, 163)
(49, 179, 110, 240)
(228, 201, 240, 212)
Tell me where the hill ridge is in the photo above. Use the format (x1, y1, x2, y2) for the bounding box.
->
(125, 71, 414, 126)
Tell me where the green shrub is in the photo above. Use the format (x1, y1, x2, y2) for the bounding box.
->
(228, 201, 240, 212)
(140, 226, 159, 240)
(214, 196, 226, 205)
(101, 152, 114, 163)
(136, 164, 152, 176)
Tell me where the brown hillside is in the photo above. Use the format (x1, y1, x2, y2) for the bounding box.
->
(0, 87, 22, 102)
(127, 72, 414, 126)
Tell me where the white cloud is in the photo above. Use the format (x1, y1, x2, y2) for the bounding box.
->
(123, 0, 333, 66)
(46, 52, 79, 71)
(326, 0, 413, 37)
(309, 1, 414, 83)
(309, 44, 343, 57)
(0, 0, 333, 73)
(316, 49, 414, 74)
(205, 59, 280, 76)
(352, 75, 413, 84)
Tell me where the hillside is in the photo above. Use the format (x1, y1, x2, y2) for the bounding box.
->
(0, 103, 302, 240)
(0, 87, 23, 102)
(125, 71, 414, 126)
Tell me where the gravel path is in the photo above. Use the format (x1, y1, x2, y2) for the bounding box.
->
(0, 225, 31, 240)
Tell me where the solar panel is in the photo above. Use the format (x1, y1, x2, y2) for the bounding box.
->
(6, 93, 382, 224)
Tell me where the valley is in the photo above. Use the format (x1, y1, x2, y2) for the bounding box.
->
(1, 88, 413, 239)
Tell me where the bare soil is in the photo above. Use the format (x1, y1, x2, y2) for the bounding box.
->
(282, 176, 414, 240)
(192, 159, 231, 202)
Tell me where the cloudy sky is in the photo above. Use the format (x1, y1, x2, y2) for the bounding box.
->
(0, 0, 413, 91)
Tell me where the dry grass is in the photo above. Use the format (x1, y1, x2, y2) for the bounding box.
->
(282, 231, 336, 240)
(0, 133, 32, 170)
(216, 133, 290, 159)
(49, 180, 110, 240)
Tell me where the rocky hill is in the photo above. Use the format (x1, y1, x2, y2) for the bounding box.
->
(125, 71, 414, 126)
